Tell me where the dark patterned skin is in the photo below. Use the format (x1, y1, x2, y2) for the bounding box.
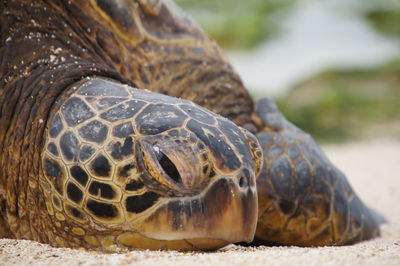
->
(0, 0, 380, 251)
(38, 78, 261, 250)
(251, 98, 380, 246)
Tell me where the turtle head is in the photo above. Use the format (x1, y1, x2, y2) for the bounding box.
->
(41, 78, 263, 250)
(126, 89, 263, 250)
(131, 111, 262, 249)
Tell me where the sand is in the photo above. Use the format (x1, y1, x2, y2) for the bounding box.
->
(1, 138, 399, 266)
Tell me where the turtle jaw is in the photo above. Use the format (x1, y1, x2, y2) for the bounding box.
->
(130, 177, 258, 249)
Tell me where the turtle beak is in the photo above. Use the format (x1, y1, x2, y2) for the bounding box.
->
(134, 176, 258, 249)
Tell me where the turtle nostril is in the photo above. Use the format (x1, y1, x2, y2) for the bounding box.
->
(239, 176, 248, 188)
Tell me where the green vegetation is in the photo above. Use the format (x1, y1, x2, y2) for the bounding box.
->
(365, 10, 400, 36)
(175, 0, 293, 49)
(360, 0, 400, 37)
(277, 61, 400, 142)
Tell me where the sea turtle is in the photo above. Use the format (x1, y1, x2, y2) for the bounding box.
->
(0, 0, 380, 251)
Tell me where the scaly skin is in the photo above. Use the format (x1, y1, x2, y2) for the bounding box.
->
(38, 77, 261, 250)
(251, 98, 380, 246)
(0, 0, 380, 250)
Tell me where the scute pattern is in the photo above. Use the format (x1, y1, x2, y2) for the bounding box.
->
(60, 131, 79, 161)
(107, 137, 134, 161)
(88, 181, 118, 201)
(49, 114, 64, 138)
(78, 79, 130, 97)
(62, 97, 95, 127)
(67, 182, 84, 204)
(100, 100, 146, 122)
(86, 200, 119, 219)
(135, 103, 188, 134)
(78, 120, 108, 143)
(70, 165, 89, 186)
(113, 122, 134, 138)
(187, 119, 241, 172)
(125, 192, 161, 213)
(41, 78, 260, 247)
(44, 158, 66, 194)
(47, 142, 59, 157)
(42, 80, 161, 229)
(79, 145, 96, 162)
(90, 154, 112, 178)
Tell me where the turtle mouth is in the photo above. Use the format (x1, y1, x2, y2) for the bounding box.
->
(132, 177, 258, 246)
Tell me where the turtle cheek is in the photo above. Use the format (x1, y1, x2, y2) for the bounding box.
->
(134, 177, 258, 245)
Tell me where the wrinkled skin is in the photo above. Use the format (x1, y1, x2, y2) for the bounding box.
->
(0, 0, 380, 251)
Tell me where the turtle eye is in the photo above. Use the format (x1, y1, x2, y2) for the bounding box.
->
(153, 146, 182, 185)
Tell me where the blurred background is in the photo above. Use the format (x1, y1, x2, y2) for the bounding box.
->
(175, 0, 400, 143)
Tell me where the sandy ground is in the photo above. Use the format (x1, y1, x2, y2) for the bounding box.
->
(1, 138, 399, 266)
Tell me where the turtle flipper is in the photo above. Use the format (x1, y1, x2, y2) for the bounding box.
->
(252, 97, 381, 246)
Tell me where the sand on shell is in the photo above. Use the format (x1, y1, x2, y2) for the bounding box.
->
(1, 138, 400, 266)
